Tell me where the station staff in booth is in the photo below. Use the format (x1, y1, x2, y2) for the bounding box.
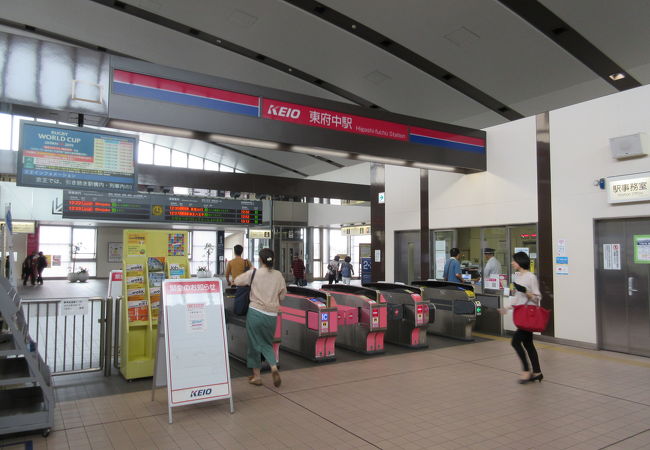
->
(225, 244, 251, 286)
(482, 248, 502, 279)
(442, 248, 464, 283)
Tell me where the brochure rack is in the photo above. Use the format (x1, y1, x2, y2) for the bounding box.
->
(120, 230, 189, 380)
(0, 277, 54, 437)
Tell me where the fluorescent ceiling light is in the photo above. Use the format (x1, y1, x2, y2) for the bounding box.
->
(209, 133, 280, 150)
(291, 145, 350, 158)
(108, 120, 195, 139)
(411, 162, 459, 172)
(356, 154, 406, 165)
(609, 73, 626, 81)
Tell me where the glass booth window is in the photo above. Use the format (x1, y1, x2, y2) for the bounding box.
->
(72, 228, 96, 259)
(351, 235, 371, 277)
(138, 141, 154, 164)
(71, 228, 97, 276)
(191, 231, 216, 274)
(509, 225, 538, 279)
(481, 227, 507, 288)
(39, 226, 72, 278)
(329, 229, 348, 259)
(39, 226, 97, 277)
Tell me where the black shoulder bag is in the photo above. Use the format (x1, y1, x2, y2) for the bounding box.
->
(234, 269, 256, 316)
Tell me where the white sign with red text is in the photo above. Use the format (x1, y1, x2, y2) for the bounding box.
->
(107, 270, 123, 299)
(161, 279, 233, 420)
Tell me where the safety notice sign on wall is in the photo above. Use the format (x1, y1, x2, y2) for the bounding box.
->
(603, 244, 621, 270)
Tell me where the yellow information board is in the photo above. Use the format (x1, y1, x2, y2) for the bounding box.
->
(120, 229, 189, 380)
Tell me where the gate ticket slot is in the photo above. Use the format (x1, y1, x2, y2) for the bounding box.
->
(411, 280, 480, 341)
(223, 288, 282, 367)
(280, 287, 338, 362)
(363, 282, 434, 349)
(319, 284, 387, 354)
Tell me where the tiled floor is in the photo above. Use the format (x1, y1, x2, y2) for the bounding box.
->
(3, 334, 650, 449)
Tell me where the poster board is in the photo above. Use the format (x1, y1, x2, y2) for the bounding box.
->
(158, 279, 233, 422)
(108, 242, 123, 263)
(120, 229, 189, 380)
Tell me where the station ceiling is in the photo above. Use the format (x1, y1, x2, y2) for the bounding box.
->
(2, 0, 650, 176)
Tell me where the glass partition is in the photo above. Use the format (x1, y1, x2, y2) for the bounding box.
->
(431, 224, 537, 286)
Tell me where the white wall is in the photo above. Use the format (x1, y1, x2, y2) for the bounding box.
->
(428, 116, 538, 229)
(384, 165, 422, 281)
(550, 85, 650, 343)
(307, 162, 371, 185)
(307, 203, 370, 227)
(96, 227, 123, 278)
(384, 116, 538, 282)
(385, 85, 650, 345)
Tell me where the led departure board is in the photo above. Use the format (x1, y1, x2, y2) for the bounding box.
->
(160, 196, 263, 224)
(63, 191, 264, 225)
(18, 122, 137, 191)
(63, 191, 150, 221)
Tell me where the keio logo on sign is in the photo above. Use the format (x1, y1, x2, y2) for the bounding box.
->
(266, 104, 301, 119)
(190, 388, 212, 398)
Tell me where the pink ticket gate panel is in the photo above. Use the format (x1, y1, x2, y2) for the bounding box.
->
(280, 287, 337, 362)
(320, 285, 387, 354)
(224, 287, 282, 368)
(363, 283, 434, 349)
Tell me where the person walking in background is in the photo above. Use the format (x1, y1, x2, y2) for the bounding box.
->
(340, 256, 354, 285)
(327, 255, 340, 284)
(21, 252, 36, 286)
(291, 254, 306, 286)
(499, 251, 543, 384)
(225, 244, 251, 286)
(233, 248, 285, 388)
(36, 252, 48, 285)
(442, 248, 463, 283)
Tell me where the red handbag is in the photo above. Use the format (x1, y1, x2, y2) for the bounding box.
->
(512, 304, 551, 332)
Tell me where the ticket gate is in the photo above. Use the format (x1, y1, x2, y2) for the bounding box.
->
(280, 287, 338, 362)
(411, 280, 481, 341)
(320, 285, 387, 354)
(223, 288, 282, 366)
(363, 282, 434, 349)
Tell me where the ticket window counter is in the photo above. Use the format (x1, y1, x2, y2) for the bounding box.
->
(431, 224, 538, 288)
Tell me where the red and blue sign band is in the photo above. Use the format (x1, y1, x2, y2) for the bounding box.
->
(112, 70, 260, 118)
(112, 70, 485, 154)
(409, 127, 486, 154)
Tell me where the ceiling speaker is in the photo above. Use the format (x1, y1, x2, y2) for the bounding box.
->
(609, 133, 649, 160)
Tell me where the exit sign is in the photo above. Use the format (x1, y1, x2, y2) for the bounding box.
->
(378, 192, 385, 204)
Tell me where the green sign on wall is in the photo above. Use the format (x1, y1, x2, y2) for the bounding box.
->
(633, 235, 650, 264)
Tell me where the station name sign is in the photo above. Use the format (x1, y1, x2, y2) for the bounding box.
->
(62, 190, 264, 225)
(112, 70, 485, 154)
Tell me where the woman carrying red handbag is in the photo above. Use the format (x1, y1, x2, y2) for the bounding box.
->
(499, 251, 544, 384)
